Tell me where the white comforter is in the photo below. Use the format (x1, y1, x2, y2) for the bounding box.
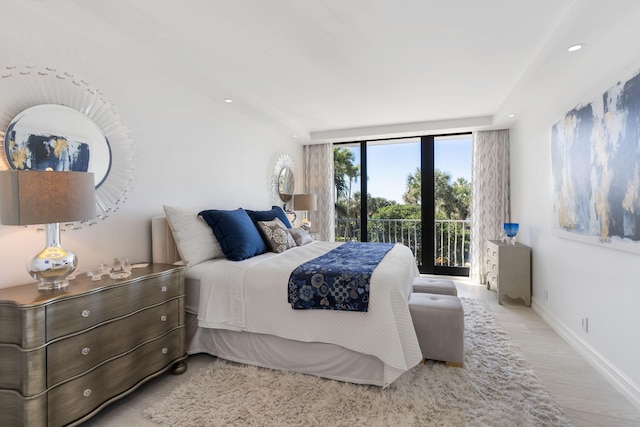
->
(192, 241, 422, 385)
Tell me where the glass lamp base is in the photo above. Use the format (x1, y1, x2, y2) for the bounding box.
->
(29, 245, 77, 290)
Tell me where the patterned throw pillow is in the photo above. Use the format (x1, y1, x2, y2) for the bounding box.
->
(257, 217, 296, 253)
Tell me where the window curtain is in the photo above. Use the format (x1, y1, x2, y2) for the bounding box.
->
(470, 129, 510, 285)
(304, 143, 335, 241)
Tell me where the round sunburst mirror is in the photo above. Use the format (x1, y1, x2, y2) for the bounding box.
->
(270, 154, 295, 207)
(0, 65, 136, 225)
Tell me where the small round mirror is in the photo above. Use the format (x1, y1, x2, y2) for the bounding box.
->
(4, 104, 111, 188)
(278, 166, 295, 203)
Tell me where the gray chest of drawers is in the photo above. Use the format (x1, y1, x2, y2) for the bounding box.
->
(485, 240, 531, 306)
(0, 264, 187, 426)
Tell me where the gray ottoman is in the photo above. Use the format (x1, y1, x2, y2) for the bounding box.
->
(412, 277, 457, 296)
(409, 293, 464, 367)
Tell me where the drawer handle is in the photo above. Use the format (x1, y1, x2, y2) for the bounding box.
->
(160, 315, 167, 322)
(492, 251, 497, 257)
(81, 347, 90, 356)
(83, 389, 92, 397)
(161, 347, 168, 354)
(161, 286, 168, 292)
(81, 310, 91, 318)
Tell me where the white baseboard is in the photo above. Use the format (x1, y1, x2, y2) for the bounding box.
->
(532, 298, 640, 412)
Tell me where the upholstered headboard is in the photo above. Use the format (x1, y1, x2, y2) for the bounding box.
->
(151, 216, 181, 264)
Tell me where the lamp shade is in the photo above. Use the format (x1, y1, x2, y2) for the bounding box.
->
(0, 170, 95, 225)
(292, 194, 317, 211)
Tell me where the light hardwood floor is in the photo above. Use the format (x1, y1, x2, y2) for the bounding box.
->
(457, 280, 640, 427)
(85, 281, 640, 426)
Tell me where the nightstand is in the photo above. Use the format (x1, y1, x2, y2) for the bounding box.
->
(0, 263, 187, 427)
(485, 240, 531, 306)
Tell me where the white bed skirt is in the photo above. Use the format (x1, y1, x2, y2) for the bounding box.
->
(185, 312, 398, 387)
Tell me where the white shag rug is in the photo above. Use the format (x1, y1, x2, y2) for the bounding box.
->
(144, 298, 573, 426)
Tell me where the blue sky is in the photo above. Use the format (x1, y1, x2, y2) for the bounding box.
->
(347, 137, 472, 203)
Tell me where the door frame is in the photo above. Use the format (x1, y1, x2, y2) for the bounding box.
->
(334, 132, 471, 277)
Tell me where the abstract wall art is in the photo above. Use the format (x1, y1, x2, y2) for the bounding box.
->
(551, 68, 640, 253)
(5, 130, 90, 172)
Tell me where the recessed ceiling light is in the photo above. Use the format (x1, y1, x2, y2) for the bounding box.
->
(507, 114, 516, 118)
(567, 44, 584, 52)
(223, 98, 233, 103)
(292, 134, 298, 138)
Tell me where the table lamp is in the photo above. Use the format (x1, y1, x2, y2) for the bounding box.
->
(292, 194, 317, 231)
(0, 170, 95, 290)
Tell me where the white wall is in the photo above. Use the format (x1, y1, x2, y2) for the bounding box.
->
(510, 13, 640, 406)
(0, 2, 303, 288)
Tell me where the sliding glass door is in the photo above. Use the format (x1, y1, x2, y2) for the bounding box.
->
(367, 139, 422, 263)
(334, 143, 362, 241)
(426, 135, 472, 275)
(334, 133, 471, 276)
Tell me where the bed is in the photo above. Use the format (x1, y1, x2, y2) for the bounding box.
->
(151, 208, 422, 387)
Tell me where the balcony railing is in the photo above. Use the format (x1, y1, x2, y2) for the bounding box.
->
(335, 218, 471, 267)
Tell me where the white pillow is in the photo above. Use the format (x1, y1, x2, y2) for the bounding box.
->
(163, 205, 223, 266)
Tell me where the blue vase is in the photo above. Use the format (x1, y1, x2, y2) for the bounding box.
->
(503, 223, 519, 244)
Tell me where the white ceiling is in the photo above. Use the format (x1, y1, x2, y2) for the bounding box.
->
(23, 0, 640, 143)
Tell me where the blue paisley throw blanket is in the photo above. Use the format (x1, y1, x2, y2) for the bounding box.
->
(288, 242, 395, 312)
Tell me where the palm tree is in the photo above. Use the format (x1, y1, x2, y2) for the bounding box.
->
(333, 148, 351, 202)
(333, 147, 360, 239)
(452, 177, 471, 220)
(434, 169, 456, 220)
(403, 168, 471, 220)
(403, 167, 421, 204)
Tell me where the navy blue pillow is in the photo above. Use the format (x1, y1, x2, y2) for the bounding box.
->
(198, 208, 268, 261)
(246, 205, 292, 228)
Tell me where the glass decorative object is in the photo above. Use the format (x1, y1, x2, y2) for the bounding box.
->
(87, 258, 133, 281)
(503, 223, 519, 245)
(109, 257, 132, 279)
(87, 263, 111, 281)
